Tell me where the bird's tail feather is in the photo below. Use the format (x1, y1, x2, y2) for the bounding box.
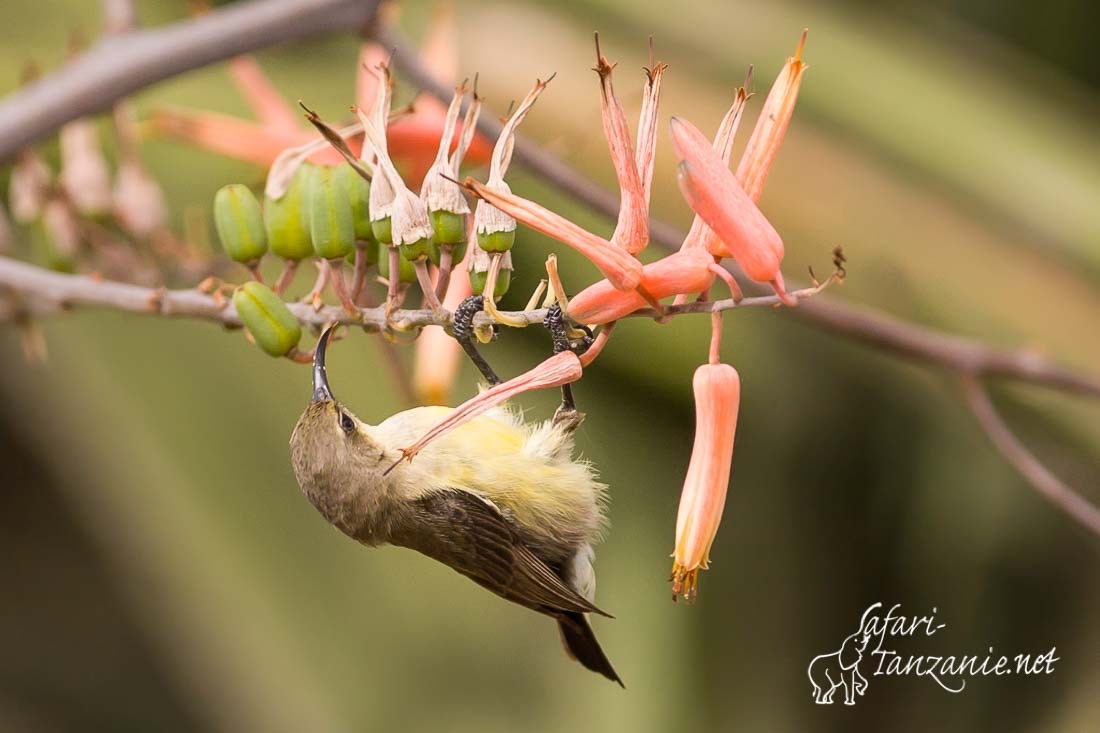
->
(558, 613, 623, 687)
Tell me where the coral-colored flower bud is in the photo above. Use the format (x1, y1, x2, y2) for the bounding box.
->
(735, 31, 807, 204)
(681, 82, 749, 253)
(567, 248, 716, 324)
(671, 362, 741, 602)
(670, 117, 784, 284)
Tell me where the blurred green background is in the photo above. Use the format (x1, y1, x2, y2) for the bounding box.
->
(2, 1, 1099, 731)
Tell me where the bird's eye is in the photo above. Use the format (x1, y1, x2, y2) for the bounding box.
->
(339, 411, 356, 436)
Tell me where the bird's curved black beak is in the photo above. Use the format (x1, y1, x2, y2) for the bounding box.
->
(312, 326, 336, 402)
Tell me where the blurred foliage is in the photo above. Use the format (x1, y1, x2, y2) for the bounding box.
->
(1, 1, 1099, 731)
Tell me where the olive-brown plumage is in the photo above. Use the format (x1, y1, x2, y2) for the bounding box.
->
(289, 329, 621, 685)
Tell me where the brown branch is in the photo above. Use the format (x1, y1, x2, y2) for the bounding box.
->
(377, 23, 1100, 402)
(0, 0, 382, 161)
(960, 375, 1100, 536)
(0, 255, 820, 333)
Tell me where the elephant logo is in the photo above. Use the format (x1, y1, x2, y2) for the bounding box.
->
(808, 607, 876, 705)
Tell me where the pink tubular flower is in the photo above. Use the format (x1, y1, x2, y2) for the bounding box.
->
(567, 248, 716, 324)
(670, 116, 792, 302)
(671, 362, 741, 602)
(465, 178, 643, 292)
(592, 35, 665, 254)
(392, 351, 584, 468)
(150, 18, 491, 179)
(735, 30, 807, 204)
(462, 36, 663, 297)
(680, 81, 750, 253)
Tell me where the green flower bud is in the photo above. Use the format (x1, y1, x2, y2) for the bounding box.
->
(477, 228, 516, 253)
(428, 240, 468, 268)
(469, 267, 511, 299)
(335, 163, 373, 243)
(214, 184, 268, 265)
(378, 242, 416, 284)
(265, 163, 315, 261)
(431, 210, 467, 246)
(309, 166, 355, 260)
(233, 281, 302, 357)
(371, 215, 393, 245)
(399, 237, 432, 262)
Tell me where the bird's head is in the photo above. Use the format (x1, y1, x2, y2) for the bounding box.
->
(290, 327, 386, 505)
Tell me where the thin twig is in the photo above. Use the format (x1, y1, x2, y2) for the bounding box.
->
(1, 256, 1095, 406)
(0, 255, 823, 333)
(960, 375, 1100, 536)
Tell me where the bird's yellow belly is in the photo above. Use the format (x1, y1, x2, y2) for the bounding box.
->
(375, 406, 603, 548)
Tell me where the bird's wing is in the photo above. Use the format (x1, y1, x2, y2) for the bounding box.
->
(399, 488, 609, 618)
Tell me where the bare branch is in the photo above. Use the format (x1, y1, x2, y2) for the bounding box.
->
(960, 375, 1100, 537)
(0, 0, 382, 161)
(377, 23, 1100, 401)
(0, 256, 824, 333)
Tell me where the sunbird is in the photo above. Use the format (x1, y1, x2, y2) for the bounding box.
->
(290, 327, 621, 685)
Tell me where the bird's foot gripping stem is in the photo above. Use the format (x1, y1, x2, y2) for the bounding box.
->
(543, 304, 593, 426)
(452, 294, 502, 386)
